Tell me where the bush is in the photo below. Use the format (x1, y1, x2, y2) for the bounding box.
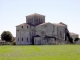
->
(74, 37, 79, 42)
(11, 42, 16, 45)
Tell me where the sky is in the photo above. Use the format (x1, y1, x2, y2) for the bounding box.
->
(0, 0, 80, 37)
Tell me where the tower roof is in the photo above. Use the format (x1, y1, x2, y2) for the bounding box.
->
(26, 13, 45, 17)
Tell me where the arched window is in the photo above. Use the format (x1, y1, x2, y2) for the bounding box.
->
(27, 38, 28, 42)
(22, 38, 23, 41)
(27, 26, 28, 28)
(22, 26, 23, 28)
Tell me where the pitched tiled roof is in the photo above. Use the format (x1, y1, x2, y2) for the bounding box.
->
(39, 22, 49, 25)
(37, 22, 65, 26)
(53, 23, 65, 26)
(26, 13, 45, 17)
(38, 22, 52, 26)
(59, 22, 67, 25)
(70, 32, 78, 35)
(16, 23, 29, 27)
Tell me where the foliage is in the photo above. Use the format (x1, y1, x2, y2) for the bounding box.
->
(74, 37, 79, 41)
(12, 37, 16, 41)
(66, 32, 73, 43)
(11, 41, 16, 45)
(1, 31, 13, 42)
(65, 28, 73, 43)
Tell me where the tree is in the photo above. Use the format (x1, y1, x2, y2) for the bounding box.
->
(1, 31, 13, 42)
(74, 37, 79, 42)
(12, 37, 16, 42)
(11, 41, 16, 45)
(10, 37, 16, 45)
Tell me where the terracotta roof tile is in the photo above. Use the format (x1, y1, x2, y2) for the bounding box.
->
(53, 23, 65, 26)
(59, 22, 67, 25)
(26, 13, 45, 17)
(38, 22, 51, 26)
(70, 32, 78, 35)
(39, 23, 48, 26)
(16, 23, 29, 27)
(37, 22, 65, 26)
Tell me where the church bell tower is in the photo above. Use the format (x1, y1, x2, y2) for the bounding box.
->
(26, 13, 45, 26)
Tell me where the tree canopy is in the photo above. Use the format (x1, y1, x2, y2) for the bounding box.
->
(1, 31, 13, 42)
(74, 37, 79, 42)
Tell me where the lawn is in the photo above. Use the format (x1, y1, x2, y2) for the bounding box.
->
(0, 45, 80, 60)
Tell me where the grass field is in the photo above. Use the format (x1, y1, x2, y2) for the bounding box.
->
(0, 45, 80, 60)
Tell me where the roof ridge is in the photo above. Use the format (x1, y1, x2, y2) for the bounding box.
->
(70, 32, 78, 35)
(53, 23, 65, 26)
(38, 22, 52, 26)
(26, 13, 45, 17)
(16, 23, 29, 27)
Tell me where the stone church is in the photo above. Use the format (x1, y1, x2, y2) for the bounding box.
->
(16, 13, 79, 45)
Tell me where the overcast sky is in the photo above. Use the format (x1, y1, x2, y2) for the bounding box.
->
(0, 0, 80, 37)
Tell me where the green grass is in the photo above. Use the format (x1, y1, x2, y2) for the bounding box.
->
(0, 45, 80, 60)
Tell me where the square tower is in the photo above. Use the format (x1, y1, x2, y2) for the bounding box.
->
(26, 13, 45, 26)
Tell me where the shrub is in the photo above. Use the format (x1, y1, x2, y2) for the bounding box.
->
(11, 42, 16, 45)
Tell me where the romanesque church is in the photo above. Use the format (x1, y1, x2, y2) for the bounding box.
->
(16, 13, 78, 45)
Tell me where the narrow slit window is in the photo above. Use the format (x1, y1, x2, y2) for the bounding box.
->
(22, 38, 23, 41)
(27, 26, 28, 28)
